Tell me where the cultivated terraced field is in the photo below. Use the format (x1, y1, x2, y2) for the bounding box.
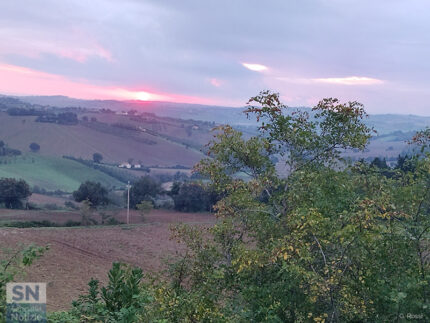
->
(0, 112, 206, 166)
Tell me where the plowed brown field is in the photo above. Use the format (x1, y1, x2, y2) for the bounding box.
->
(0, 210, 215, 311)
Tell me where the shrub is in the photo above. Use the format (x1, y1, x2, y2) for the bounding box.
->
(29, 142, 40, 152)
(93, 153, 103, 163)
(64, 201, 79, 210)
(64, 220, 81, 227)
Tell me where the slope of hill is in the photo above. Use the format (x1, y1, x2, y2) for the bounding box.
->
(0, 112, 206, 166)
(0, 154, 124, 192)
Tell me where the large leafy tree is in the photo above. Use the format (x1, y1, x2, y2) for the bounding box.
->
(54, 92, 430, 322)
(172, 182, 211, 212)
(73, 181, 109, 207)
(155, 92, 430, 322)
(0, 178, 31, 209)
(128, 176, 161, 208)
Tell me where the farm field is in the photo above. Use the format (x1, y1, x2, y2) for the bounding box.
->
(0, 154, 123, 192)
(0, 209, 215, 311)
(0, 112, 206, 166)
(28, 193, 74, 206)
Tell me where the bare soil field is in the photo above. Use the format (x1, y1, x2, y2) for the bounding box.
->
(28, 193, 73, 206)
(0, 208, 210, 225)
(0, 210, 215, 311)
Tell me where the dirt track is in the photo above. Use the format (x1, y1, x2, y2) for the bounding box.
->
(0, 210, 215, 311)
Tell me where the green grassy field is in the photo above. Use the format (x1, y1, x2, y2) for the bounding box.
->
(0, 154, 124, 192)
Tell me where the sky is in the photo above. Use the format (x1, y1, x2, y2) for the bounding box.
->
(0, 0, 429, 115)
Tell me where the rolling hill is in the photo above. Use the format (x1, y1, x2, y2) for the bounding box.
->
(0, 112, 207, 166)
(18, 95, 430, 134)
(0, 94, 428, 191)
(0, 154, 124, 192)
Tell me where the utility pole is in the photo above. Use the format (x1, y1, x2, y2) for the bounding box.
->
(126, 181, 131, 225)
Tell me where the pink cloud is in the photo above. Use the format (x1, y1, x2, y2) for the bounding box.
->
(210, 78, 222, 87)
(0, 28, 114, 63)
(311, 76, 384, 85)
(57, 45, 114, 63)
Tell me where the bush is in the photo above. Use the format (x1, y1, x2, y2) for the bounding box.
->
(29, 142, 40, 152)
(68, 263, 145, 322)
(1, 220, 56, 228)
(64, 220, 81, 227)
(64, 201, 79, 210)
(105, 217, 122, 225)
(153, 195, 174, 209)
(93, 153, 103, 163)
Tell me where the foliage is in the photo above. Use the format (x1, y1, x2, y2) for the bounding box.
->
(395, 154, 417, 173)
(51, 92, 430, 321)
(29, 142, 40, 152)
(128, 176, 161, 209)
(370, 156, 388, 169)
(73, 181, 109, 207)
(56, 263, 148, 322)
(0, 178, 31, 209)
(57, 112, 78, 125)
(63, 156, 140, 184)
(136, 200, 153, 221)
(171, 182, 217, 212)
(0, 245, 48, 321)
(0, 220, 57, 228)
(79, 200, 98, 226)
(0, 141, 21, 157)
(174, 92, 429, 321)
(92, 153, 103, 164)
(64, 200, 79, 210)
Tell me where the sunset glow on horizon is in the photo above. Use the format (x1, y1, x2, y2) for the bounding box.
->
(1, 0, 430, 114)
(0, 63, 215, 105)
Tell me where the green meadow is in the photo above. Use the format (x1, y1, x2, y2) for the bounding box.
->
(0, 154, 124, 192)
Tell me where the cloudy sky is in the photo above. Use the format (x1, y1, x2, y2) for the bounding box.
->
(0, 0, 429, 114)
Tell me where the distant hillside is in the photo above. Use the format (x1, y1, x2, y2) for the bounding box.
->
(18, 95, 430, 134)
(0, 111, 206, 166)
(0, 95, 428, 168)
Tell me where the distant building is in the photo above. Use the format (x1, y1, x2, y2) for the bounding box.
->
(134, 164, 141, 169)
(192, 125, 199, 130)
(118, 162, 132, 169)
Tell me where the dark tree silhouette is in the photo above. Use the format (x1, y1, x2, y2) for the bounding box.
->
(128, 176, 161, 208)
(0, 178, 31, 209)
(29, 142, 40, 152)
(93, 153, 103, 163)
(73, 181, 109, 207)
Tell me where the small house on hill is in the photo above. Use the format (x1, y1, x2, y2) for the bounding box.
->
(118, 162, 132, 169)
